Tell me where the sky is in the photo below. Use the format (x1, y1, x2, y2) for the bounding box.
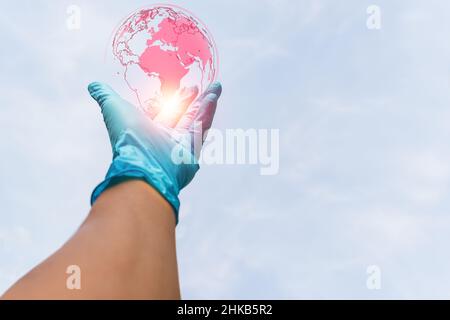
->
(1, 0, 450, 299)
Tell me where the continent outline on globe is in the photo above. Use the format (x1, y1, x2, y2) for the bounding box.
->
(111, 5, 218, 114)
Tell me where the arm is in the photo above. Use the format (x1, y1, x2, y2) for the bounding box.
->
(1, 81, 222, 299)
(2, 180, 180, 299)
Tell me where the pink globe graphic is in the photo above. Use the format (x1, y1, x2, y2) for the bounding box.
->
(110, 5, 218, 116)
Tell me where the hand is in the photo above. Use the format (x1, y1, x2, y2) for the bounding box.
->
(88, 81, 222, 223)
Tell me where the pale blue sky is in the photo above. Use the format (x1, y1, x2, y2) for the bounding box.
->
(1, 0, 450, 298)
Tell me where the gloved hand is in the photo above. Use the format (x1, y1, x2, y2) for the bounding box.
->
(88, 81, 222, 223)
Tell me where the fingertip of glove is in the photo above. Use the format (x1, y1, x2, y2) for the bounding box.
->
(87, 82, 118, 106)
(88, 81, 101, 93)
(180, 86, 199, 101)
(208, 82, 222, 97)
(189, 86, 200, 97)
(88, 81, 111, 96)
(202, 82, 222, 99)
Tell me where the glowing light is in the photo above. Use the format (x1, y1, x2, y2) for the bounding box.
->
(156, 93, 184, 122)
(163, 95, 181, 114)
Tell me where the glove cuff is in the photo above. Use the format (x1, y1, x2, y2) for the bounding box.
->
(91, 134, 181, 224)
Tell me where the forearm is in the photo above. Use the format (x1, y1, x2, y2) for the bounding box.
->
(2, 180, 180, 299)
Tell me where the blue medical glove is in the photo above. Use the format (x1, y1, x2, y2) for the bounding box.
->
(88, 81, 222, 223)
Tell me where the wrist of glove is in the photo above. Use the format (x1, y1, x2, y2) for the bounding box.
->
(91, 129, 199, 223)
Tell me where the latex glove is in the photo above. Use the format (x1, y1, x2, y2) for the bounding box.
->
(88, 82, 222, 223)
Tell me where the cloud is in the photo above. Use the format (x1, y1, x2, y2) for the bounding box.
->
(2, 0, 450, 298)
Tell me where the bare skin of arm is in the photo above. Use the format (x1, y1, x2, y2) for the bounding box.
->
(1, 180, 180, 299)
